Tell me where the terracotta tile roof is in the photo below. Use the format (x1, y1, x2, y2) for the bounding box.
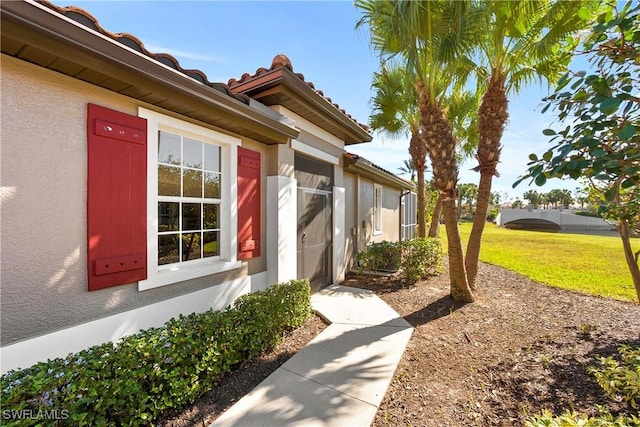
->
(38, 0, 250, 105)
(228, 54, 370, 134)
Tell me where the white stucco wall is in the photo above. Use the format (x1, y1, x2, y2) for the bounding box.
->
(0, 55, 269, 352)
(356, 177, 402, 247)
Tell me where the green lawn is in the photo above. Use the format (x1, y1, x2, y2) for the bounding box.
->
(443, 222, 639, 302)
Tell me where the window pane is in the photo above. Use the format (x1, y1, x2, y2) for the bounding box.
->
(158, 165, 181, 196)
(183, 169, 202, 198)
(182, 203, 201, 231)
(204, 144, 220, 172)
(203, 204, 219, 229)
(203, 231, 219, 258)
(158, 234, 179, 265)
(158, 202, 179, 232)
(183, 138, 203, 168)
(158, 131, 181, 165)
(182, 232, 201, 261)
(204, 172, 220, 199)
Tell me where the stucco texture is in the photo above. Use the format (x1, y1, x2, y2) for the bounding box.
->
(0, 55, 264, 345)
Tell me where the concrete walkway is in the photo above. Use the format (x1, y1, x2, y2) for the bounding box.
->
(211, 285, 413, 427)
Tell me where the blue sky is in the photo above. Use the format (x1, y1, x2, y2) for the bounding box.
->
(65, 0, 583, 201)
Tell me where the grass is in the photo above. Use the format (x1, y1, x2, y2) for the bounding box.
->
(442, 222, 639, 302)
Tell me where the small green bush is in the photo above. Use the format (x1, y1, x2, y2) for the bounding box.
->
(487, 207, 499, 222)
(575, 210, 601, 218)
(0, 279, 311, 426)
(357, 240, 402, 273)
(587, 345, 640, 410)
(527, 408, 639, 426)
(357, 238, 444, 283)
(401, 237, 444, 283)
(526, 344, 640, 426)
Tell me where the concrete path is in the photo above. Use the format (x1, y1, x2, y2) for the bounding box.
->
(210, 285, 413, 427)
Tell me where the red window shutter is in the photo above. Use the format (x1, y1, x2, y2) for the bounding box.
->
(237, 147, 261, 260)
(87, 103, 147, 291)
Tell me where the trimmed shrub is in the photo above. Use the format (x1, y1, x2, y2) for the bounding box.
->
(401, 237, 444, 283)
(357, 238, 444, 283)
(0, 279, 311, 426)
(357, 240, 402, 273)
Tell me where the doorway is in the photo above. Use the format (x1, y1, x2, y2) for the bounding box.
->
(294, 154, 333, 292)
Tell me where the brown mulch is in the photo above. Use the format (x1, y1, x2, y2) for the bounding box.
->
(159, 261, 640, 426)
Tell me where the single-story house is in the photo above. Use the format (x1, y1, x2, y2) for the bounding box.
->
(0, 0, 415, 373)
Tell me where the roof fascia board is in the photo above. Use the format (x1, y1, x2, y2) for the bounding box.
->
(345, 157, 414, 191)
(271, 105, 344, 149)
(1, 0, 299, 144)
(291, 140, 340, 166)
(280, 70, 372, 144)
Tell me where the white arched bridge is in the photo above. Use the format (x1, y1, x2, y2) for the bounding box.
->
(496, 208, 616, 233)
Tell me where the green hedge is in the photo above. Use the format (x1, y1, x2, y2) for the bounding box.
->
(357, 237, 444, 283)
(0, 279, 311, 426)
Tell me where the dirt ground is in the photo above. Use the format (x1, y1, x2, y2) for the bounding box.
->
(159, 260, 639, 426)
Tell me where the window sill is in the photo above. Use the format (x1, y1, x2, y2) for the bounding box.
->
(373, 230, 383, 236)
(138, 259, 242, 291)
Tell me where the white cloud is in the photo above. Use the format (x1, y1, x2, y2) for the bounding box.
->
(144, 44, 225, 63)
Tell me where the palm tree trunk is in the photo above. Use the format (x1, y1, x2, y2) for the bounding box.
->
(442, 194, 475, 302)
(409, 133, 428, 238)
(428, 195, 441, 237)
(418, 81, 474, 302)
(466, 73, 508, 289)
(416, 166, 426, 237)
(465, 171, 493, 289)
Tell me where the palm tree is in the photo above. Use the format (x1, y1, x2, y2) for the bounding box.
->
(398, 159, 416, 183)
(369, 64, 429, 237)
(464, 0, 599, 288)
(357, 0, 481, 302)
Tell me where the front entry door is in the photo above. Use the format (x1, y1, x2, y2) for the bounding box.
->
(297, 188, 331, 292)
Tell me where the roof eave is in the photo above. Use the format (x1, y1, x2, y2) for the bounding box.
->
(231, 66, 372, 145)
(344, 155, 414, 191)
(281, 70, 372, 145)
(1, 0, 299, 144)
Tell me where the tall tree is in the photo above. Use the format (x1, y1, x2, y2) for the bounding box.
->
(465, 0, 599, 288)
(357, 0, 480, 302)
(518, 1, 640, 301)
(523, 189, 542, 208)
(398, 158, 416, 183)
(458, 183, 479, 218)
(369, 64, 429, 237)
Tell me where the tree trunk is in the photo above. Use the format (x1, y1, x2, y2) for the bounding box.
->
(442, 194, 475, 302)
(618, 219, 640, 302)
(465, 171, 493, 290)
(417, 81, 474, 303)
(409, 133, 428, 238)
(466, 73, 508, 289)
(428, 195, 442, 238)
(416, 166, 426, 238)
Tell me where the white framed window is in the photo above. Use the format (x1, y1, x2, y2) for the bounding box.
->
(138, 108, 241, 290)
(374, 183, 383, 235)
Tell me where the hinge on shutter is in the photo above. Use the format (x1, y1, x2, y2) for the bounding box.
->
(239, 156, 260, 169)
(95, 254, 145, 276)
(240, 240, 257, 252)
(94, 119, 145, 144)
